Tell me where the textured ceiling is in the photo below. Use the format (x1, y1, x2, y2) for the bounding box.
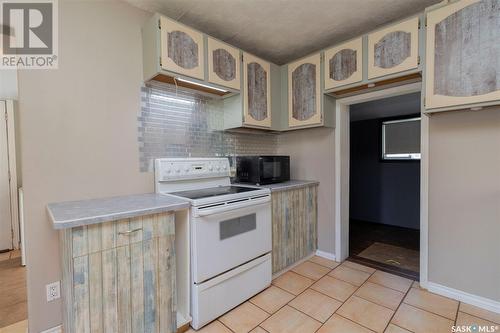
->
(350, 92, 421, 122)
(124, 0, 441, 65)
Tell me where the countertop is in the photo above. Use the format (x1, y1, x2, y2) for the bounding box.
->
(48, 193, 190, 230)
(234, 180, 319, 192)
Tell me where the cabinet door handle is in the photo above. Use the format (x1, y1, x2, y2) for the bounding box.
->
(118, 228, 142, 235)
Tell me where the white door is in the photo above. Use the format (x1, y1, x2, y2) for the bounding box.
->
(0, 101, 12, 251)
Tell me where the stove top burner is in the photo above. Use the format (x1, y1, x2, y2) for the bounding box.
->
(170, 186, 259, 200)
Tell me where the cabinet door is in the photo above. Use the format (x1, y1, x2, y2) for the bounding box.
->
(324, 38, 363, 90)
(288, 53, 321, 127)
(368, 17, 419, 80)
(160, 16, 204, 80)
(243, 53, 271, 128)
(426, 0, 500, 110)
(208, 37, 240, 90)
(271, 186, 318, 273)
(63, 214, 177, 333)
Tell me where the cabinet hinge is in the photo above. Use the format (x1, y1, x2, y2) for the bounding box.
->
(418, 19, 421, 29)
(241, 54, 244, 62)
(159, 56, 162, 67)
(158, 19, 161, 29)
(423, 97, 426, 107)
(425, 17, 428, 28)
(417, 56, 421, 65)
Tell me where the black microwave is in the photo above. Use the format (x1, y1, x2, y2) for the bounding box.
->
(236, 156, 290, 185)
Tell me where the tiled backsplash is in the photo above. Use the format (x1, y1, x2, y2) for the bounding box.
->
(138, 81, 278, 172)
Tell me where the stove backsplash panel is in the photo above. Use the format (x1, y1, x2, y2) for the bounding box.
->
(138, 81, 278, 172)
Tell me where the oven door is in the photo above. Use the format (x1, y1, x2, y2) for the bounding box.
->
(191, 196, 271, 283)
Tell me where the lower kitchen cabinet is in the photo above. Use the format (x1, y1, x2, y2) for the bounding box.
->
(60, 212, 177, 333)
(271, 184, 318, 273)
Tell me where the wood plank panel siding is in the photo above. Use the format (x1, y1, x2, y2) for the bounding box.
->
(330, 49, 357, 81)
(247, 62, 268, 121)
(60, 212, 177, 333)
(292, 63, 317, 121)
(374, 31, 412, 69)
(271, 185, 318, 273)
(167, 31, 199, 70)
(434, 0, 500, 97)
(213, 48, 236, 81)
(324, 38, 363, 90)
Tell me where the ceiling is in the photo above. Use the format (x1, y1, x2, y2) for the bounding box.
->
(350, 92, 421, 122)
(124, 0, 440, 64)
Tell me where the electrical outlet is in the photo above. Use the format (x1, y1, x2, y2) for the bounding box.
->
(46, 281, 60, 302)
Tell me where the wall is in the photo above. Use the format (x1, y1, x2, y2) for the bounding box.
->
(15, 2, 500, 331)
(17, 2, 152, 331)
(278, 128, 336, 256)
(350, 118, 420, 229)
(428, 107, 500, 302)
(17, 2, 279, 331)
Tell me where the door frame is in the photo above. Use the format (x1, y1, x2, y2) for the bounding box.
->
(334, 82, 429, 286)
(0, 100, 19, 250)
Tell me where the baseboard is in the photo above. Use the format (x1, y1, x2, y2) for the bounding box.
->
(39, 325, 62, 333)
(315, 250, 336, 261)
(427, 282, 500, 314)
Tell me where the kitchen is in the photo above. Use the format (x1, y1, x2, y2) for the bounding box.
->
(1, 0, 499, 332)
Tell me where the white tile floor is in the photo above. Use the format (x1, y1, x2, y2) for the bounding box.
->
(188, 257, 500, 333)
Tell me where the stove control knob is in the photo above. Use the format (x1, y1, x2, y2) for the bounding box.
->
(176, 168, 181, 173)
(223, 165, 227, 170)
(216, 165, 221, 171)
(184, 166, 190, 172)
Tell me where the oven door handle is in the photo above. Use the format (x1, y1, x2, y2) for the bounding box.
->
(194, 196, 270, 217)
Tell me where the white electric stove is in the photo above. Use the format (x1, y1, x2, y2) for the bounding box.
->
(155, 158, 272, 329)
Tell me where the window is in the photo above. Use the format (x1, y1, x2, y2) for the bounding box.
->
(382, 117, 421, 160)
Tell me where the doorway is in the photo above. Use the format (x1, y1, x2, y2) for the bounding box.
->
(334, 82, 429, 286)
(348, 93, 421, 280)
(0, 100, 27, 331)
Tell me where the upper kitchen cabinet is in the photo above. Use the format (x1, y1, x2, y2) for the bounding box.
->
(243, 53, 272, 128)
(324, 37, 363, 90)
(368, 16, 420, 80)
(207, 38, 241, 90)
(425, 0, 500, 111)
(160, 16, 204, 80)
(143, 14, 239, 96)
(287, 53, 322, 128)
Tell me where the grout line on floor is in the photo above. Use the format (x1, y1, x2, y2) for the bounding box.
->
(401, 300, 459, 322)
(382, 279, 414, 333)
(454, 302, 461, 326)
(365, 279, 412, 294)
(335, 312, 379, 332)
(216, 319, 235, 333)
(390, 322, 416, 333)
(313, 268, 376, 332)
(354, 291, 403, 313)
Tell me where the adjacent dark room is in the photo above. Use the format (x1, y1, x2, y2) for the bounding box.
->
(349, 92, 421, 280)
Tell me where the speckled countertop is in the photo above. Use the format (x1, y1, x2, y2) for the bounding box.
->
(48, 193, 190, 230)
(234, 180, 319, 192)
